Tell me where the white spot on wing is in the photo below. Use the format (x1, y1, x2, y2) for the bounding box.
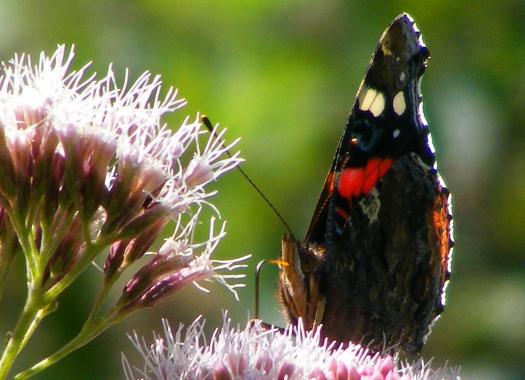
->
(393, 129, 400, 138)
(393, 91, 406, 115)
(360, 88, 376, 111)
(359, 87, 385, 117)
(369, 92, 385, 117)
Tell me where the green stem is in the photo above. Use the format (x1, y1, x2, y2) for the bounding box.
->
(40, 209, 75, 265)
(14, 278, 118, 379)
(7, 211, 37, 282)
(44, 227, 117, 302)
(0, 252, 15, 301)
(13, 313, 120, 380)
(86, 281, 112, 323)
(0, 290, 46, 380)
(43, 252, 97, 302)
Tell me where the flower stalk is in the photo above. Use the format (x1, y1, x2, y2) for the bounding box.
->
(0, 46, 247, 379)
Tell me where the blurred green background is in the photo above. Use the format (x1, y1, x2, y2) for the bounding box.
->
(1, 1, 524, 379)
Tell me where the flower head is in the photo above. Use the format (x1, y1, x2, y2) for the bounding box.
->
(0, 45, 250, 380)
(0, 44, 247, 308)
(123, 313, 460, 380)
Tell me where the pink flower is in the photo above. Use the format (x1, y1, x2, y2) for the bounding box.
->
(0, 45, 248, 380)
(123, 314, 460, 380)
(0, 45, 248, 309)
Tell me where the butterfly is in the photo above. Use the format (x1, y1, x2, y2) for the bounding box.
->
(277, 13, 453, 354)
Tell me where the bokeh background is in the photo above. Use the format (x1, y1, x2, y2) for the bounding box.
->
(0, 1, 524, 379)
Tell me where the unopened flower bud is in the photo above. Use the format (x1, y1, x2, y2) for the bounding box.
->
(104, 240, 130, 280)
(0, 126, 16, 199)
(115, 253, 193, 313)
(118, 203, 170, 239)
(42, 217, 83, 286)
(104, 219, 167, 280)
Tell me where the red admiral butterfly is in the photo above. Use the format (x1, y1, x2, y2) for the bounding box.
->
(278, 13, 453, 353)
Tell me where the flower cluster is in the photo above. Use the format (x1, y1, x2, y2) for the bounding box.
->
(0, 44, 246, 305)
(0, 45, 247, 379)
(123, 314, 460, 380)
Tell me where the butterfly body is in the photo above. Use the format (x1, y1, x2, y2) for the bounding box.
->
(278, 13, 452, 353)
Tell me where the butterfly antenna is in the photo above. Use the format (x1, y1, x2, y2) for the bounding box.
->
(201, 115, 295, 237)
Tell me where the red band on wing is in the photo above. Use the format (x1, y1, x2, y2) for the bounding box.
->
(338, 167, 365, 198)
(361, 158, 381, 194)
(338, 158, 394, 199)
